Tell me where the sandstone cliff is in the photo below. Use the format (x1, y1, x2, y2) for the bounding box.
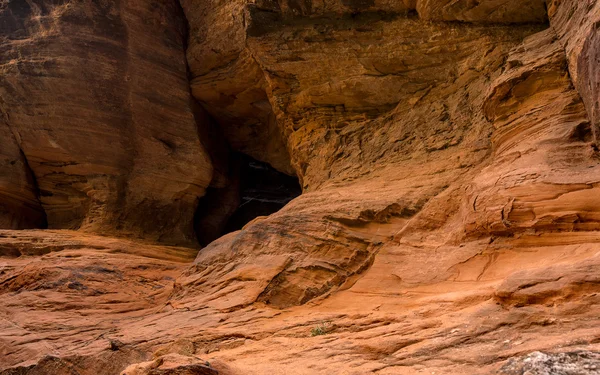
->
(1, 0, 600, 374)
(0, 0, 213, 245)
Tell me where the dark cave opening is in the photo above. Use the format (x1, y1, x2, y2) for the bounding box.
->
(224, 153, 302, 233)
(194, 153, 301, 247)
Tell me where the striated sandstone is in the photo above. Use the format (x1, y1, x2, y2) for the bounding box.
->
(548, 0, 600, 143)
(0, 124, 45, 229)
(122, 354, 217, 375)
(416, 0, 548, 23)
(1, 0, 600, 374)
(0, 0, 213, 245)
(466, 28, 600, 236)
(180, 0, 550, 309)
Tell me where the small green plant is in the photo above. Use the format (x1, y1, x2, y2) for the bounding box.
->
(310, 321, 332, 337)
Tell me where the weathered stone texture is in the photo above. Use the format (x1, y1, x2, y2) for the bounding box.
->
(0, 123, 45, 229)
(0, 0, 213, 244)
(549, 0, 600, 143)
(417, 0, 548, 23)
(1, 1, 600, 375)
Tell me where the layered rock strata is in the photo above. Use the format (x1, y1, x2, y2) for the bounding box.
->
(0, 0, 213, 245)
(179, 0, 580, 309)
(548, 0, 600, 144)
(1, 0, 600, 374)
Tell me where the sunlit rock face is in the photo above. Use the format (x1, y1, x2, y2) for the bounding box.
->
(179, 0, 598, 311)
(1, 1, 600, 375)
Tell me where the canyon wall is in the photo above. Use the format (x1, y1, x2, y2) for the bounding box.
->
(1, 0, 600, 374)
(548, 0, 600, 141)
(0, 0, 213, 245)
(177, 0, 600, 309)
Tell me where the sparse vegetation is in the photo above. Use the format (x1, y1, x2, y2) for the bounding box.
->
(311, 321, 332, 337)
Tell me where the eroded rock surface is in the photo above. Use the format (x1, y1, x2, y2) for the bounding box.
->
(179, 0, 596, 311)
(417, 0, 548, 23)
(500, 351, 600, 375)
(0, 0, 213, 245)
(1, 0, 600, 375)
(0, 124, 45, 229)
(122, 354, 217, 375)
(548, 0, 600, 143)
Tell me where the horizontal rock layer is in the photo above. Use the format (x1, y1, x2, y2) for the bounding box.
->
(181, 0, 600, 310)
(0, 0, 213, 245)
(1, 0, 600, 374)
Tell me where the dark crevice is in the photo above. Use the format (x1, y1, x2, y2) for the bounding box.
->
(0, 102, 48, 229)
(190, 96, 301, 247)
(223, 153, 301, 234)
(570, 121, 594, 143)
(18, 148, 48, 229)
(194, 153, 301, 247)
(180, 0, 301, 247)
(174, 0, 192, 78)
(193, 153, 241, 247)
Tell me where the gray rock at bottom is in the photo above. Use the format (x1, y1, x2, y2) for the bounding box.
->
(501, 351, 600, 375)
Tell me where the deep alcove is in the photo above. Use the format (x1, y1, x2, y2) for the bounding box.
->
(224, 153, 302, 232)
(195, 153, 301, 246)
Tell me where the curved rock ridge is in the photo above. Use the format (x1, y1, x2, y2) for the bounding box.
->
(467, 28, 600, 236)
(548, 0, 600, 144)
(179, 0, 587, 309)
(0, 0, 213, 245)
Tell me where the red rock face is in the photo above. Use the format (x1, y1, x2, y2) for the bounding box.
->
(180, 0, 295, 176)
(548, 0, 600, 143)
(2, 1, 600, 375)
(0, 0, 213, 245)
(417, 0, 548, 23)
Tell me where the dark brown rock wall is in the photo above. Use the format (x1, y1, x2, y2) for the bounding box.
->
(0, 122, 45, 229)
(0, 0, 213, 244)
(416, 0, 548, 23)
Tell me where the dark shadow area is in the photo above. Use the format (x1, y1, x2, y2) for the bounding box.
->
(224, 153, 301, 234)
(194, 153, 301, 246)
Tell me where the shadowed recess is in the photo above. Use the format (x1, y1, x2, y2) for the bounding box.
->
(194, 153, 301, 246)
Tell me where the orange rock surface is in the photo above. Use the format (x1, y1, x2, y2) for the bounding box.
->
(1, 0, 600, 374)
